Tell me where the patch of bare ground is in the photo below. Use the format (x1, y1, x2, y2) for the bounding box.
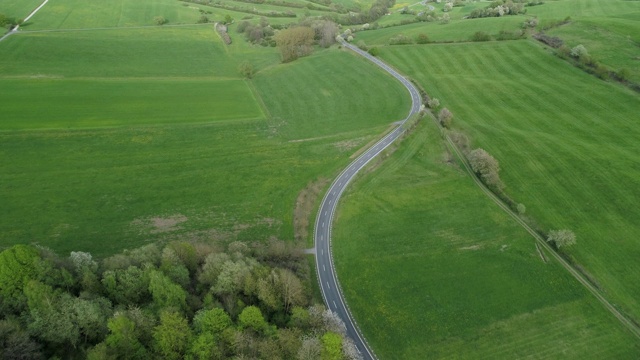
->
(131, 214, 188, 234)
(333, 137, 366, 153)
(459, 244, 482, 251)
(294, 178, 331, 243)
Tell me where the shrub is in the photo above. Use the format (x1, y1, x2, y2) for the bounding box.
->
(154, 16, 167, 25)
(427, 98, 440, 109)
(470, 31, 491, 42)
(389, 34, 412, 45)
(547, 229, 576, 248)
(438, 108, 453, 128)
(367, 47, 380, 56)
(570, 44, 588, 59)
(615, 68, 630, 82)
(468, 148, 504, 191)
(197, 15, 209, 23)
(415, 33, 430, 44)
(238, 61, 254, 79)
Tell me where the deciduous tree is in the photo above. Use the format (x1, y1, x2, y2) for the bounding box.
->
(275, 26, 315, 63)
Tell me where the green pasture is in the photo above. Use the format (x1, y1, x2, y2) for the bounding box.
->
(0, 78, 262, 129)
(0, 0, 43, 19)
(356, 15, 525, 44)
(0, 18, 409, 257)
(252, 48, 411, 140)
(22, 0, 203, 29)
(0, 120, 376, 257)
(333, 118, 640, 359)
(547, 17, 640, 82)
(376, 40, 640, 322)
(0, 26, 239, 78)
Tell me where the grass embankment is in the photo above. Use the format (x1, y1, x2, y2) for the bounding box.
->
(378, 40, 640, 322)
(333, 117, 640, 359)
(0, 3, 408, 257)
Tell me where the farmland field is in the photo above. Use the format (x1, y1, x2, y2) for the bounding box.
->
(333, 118, 640, 359)
(0, 0, 409, 257)
(376, 40, 640, 322)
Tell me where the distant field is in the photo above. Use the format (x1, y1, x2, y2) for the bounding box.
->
(0, 0, 43, 19)
(253, 49, 411, 139)
(333, 118, 640, 358)
(356, 15, 525, 44)
(22, 0, 203, 29)
(0, 27, 237, 78)
(0, 78, 263, 129)
(377, 40, 640, 322)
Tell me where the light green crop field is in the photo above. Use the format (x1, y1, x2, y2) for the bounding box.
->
(252, 49, 411, 140)
(0, 0, 43, 19)
(0, 0, 408, 257)
(1, 78, 263, 129)
(0, 27, 238, 78)
(22, 0, 203, 29)
(333, 118, 640, 358)
(376, 40, 640, 322)
(356, 15, 525, 44)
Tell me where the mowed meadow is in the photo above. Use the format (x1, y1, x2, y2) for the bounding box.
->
(332, 0, 640, 357)
(334, 118, 640, 359)
(0, 0, 408, 256)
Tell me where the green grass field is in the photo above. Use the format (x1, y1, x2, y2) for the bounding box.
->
(333, 118, 640, 358)
(252, 49, 411, 139)
(0, 0, 408, 257)
(0, 0, 43, 19)
(375, 40, 640, 322)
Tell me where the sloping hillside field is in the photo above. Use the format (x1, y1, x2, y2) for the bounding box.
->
(333, 0, 640, 357)
(0, 0, 408, 256)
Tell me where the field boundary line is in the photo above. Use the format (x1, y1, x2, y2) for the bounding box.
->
(16, 23, 211, 34)
(439, 123, 640, 340)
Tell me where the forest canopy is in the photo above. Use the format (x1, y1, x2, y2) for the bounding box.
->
(0, 241, 360, 359)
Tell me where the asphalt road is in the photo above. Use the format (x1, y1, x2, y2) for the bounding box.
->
(314, 39, 422, 360)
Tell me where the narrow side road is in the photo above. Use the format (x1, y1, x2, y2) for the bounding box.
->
(314, 39, 421, 360)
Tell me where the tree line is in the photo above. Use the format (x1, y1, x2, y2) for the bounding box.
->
(0, 240, 361, 359)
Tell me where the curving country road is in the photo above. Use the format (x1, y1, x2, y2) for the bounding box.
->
(314, 39, 422, 360)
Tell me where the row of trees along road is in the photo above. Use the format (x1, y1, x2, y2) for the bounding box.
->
(0, 240, 362, 359)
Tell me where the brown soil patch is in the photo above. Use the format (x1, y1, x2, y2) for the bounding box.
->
(333, 137, 366, 152)
(294, 178, 331, 243)
(132, 214, 188, 234)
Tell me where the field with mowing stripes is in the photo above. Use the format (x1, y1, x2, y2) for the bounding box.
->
(377, 40, 640, 323)
(334, 118, 640, 359)
(0, 0, 409, 256)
